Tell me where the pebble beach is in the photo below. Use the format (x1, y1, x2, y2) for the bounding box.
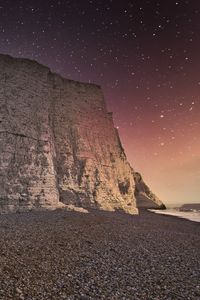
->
(0, 209, 199, 300)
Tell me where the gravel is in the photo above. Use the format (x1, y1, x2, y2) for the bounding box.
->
(0, 209, 199, 300)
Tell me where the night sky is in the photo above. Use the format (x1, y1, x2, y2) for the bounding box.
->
(0, 0, 200, 205)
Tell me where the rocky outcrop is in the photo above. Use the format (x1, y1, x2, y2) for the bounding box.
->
(179, 203, 200, 212)
(0, 54, 138, 214)
(134, 172, 166, 209)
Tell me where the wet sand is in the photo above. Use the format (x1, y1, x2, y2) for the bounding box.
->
(0, 209, 199, 300)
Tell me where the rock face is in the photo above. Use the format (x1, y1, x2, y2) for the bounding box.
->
(0, 54, 139, 214)
(134, 172, 166, 209)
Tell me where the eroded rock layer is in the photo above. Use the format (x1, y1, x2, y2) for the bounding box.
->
(134, 172, 166, 209)
(0, 54, 138, 214)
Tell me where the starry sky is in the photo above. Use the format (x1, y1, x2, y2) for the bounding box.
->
(0, 0, 200, 206)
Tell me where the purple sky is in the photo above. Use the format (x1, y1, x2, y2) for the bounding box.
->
(0, 0, 200, 205)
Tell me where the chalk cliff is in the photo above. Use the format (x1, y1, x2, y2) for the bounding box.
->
(0, 54, 138, 214)
(0, 54, 165, 214)
(134, 172, 166, 209)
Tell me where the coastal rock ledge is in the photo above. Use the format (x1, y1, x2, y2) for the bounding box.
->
(0, 54, 165, 214)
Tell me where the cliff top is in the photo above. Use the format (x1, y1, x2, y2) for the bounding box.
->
(0, 53, 101, 89)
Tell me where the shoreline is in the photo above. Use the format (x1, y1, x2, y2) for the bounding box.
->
(148, 208, 200, 223)
(0, 209, 199, 299)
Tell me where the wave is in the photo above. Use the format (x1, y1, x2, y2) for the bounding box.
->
(149, 208, 200, 223)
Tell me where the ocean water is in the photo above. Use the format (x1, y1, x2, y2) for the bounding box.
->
(149, 208, 200, 223)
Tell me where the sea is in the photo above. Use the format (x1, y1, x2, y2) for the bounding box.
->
(149, 208, 200, 223)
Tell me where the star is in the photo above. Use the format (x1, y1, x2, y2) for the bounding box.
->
(0, 0, 199, 205)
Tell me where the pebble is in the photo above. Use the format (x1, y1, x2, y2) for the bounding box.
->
(0, 209, 199, 299)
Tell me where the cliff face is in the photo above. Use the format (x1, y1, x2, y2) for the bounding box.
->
(0, 54, 138, 214)
(134, 172, 166, 209)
